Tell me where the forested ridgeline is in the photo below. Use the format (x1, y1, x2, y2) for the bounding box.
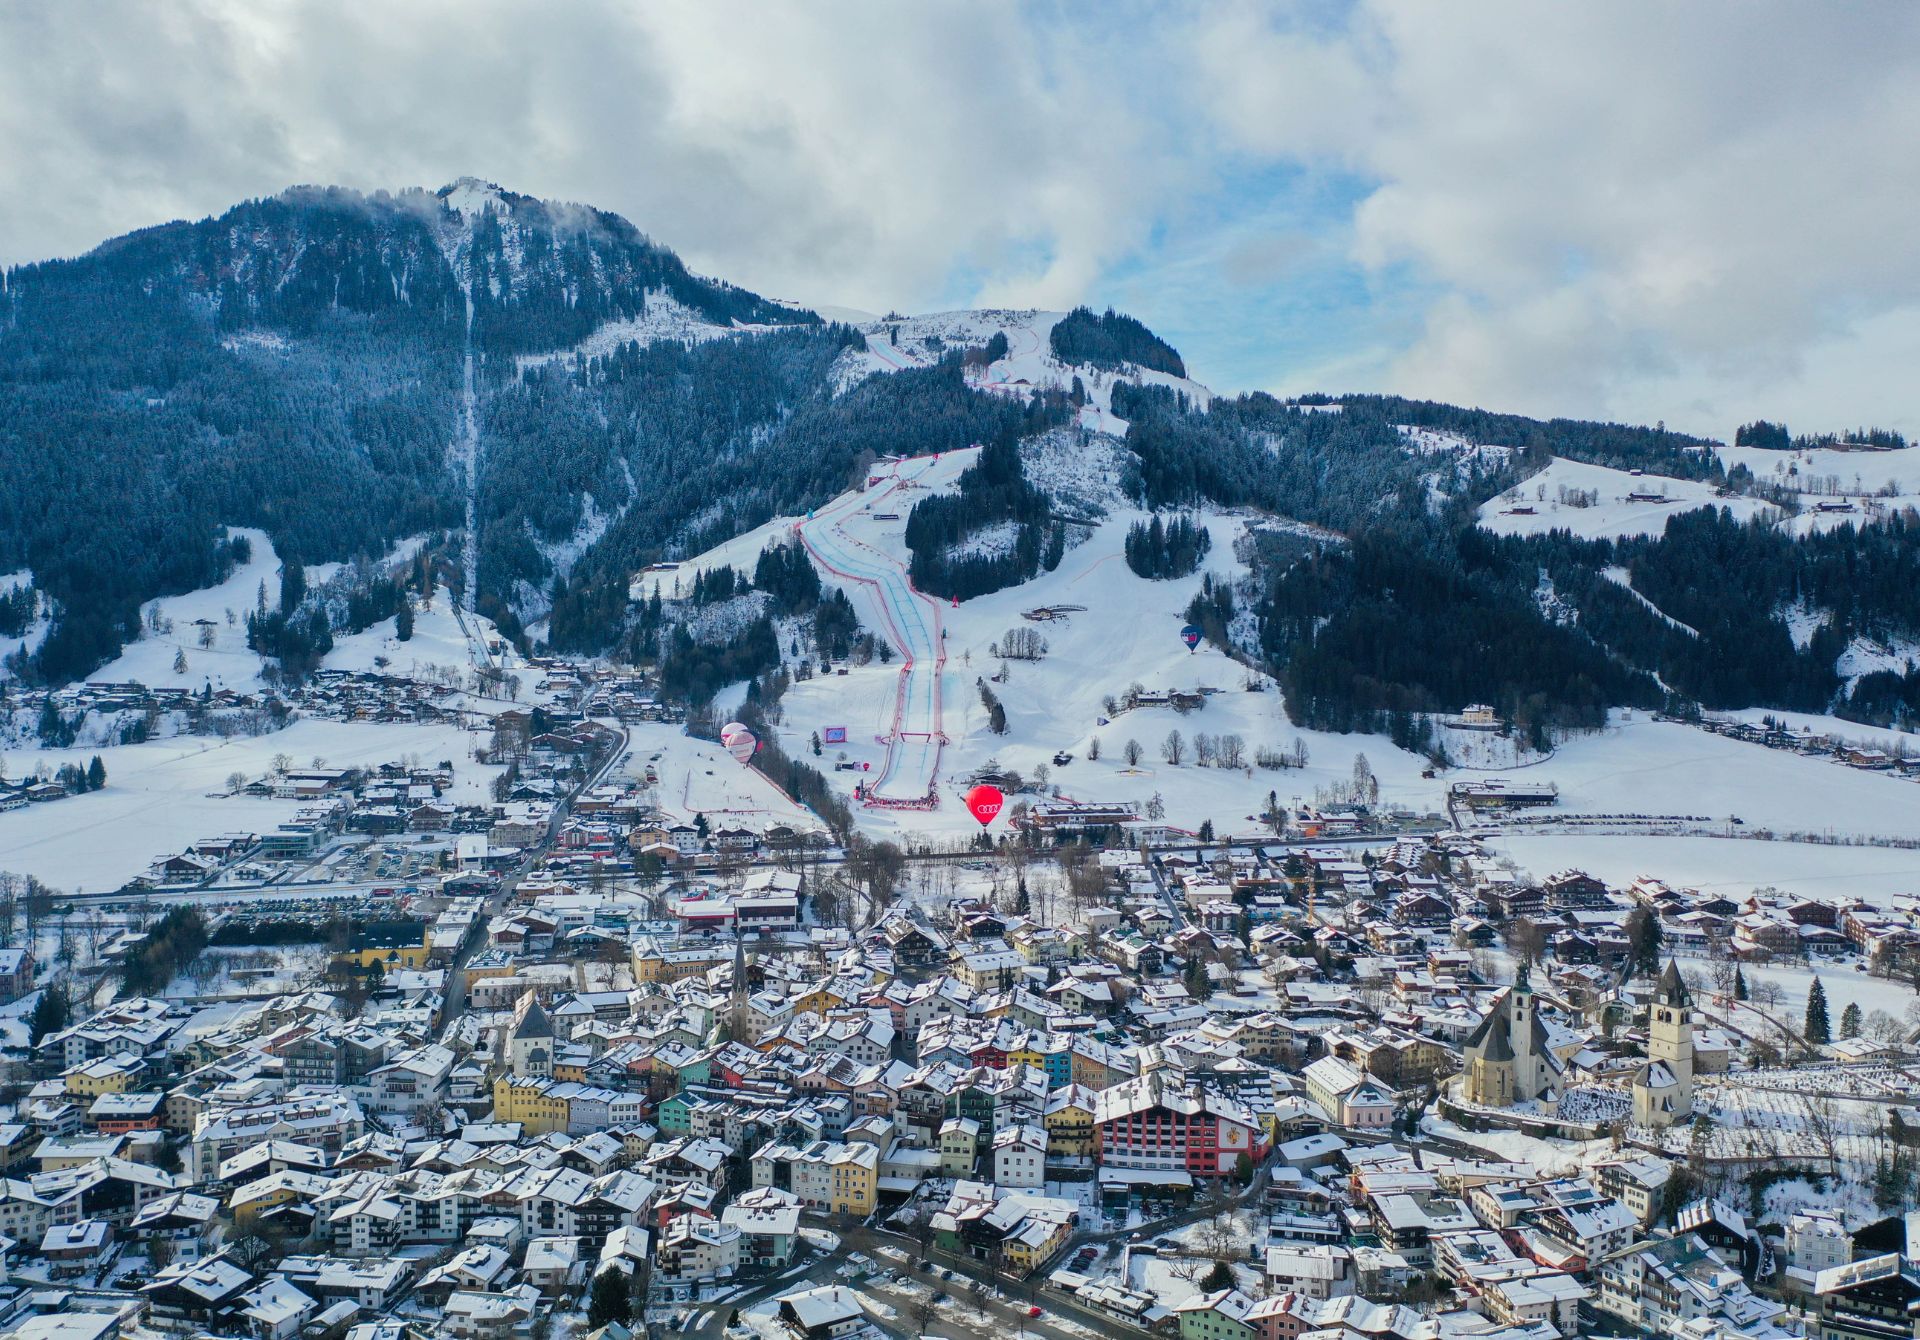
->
(453, 185, 815, 357)
(1113, 386, 1509, 531)
(537, 347, 1066, 650)
(0, 183, 816, 683)
(1348, 394, 1725, 481)
(1735, 419, 1908, 454)
(0, 193, 469, 684)
(905, 431, 1071, 600)
(1111, 385, 1920, 739)
(1497, 509, 1920, 721)
(1049, 306, 1187, 378)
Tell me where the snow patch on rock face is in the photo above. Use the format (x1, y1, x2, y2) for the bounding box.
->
(1532, 570, 1578, 627)
(1839, 632, 1920, 686)
(1780, 602, 1831, 651)
(1400, 424, 1515, 513)
(0, 571, 50, 681)
(1398, 424, 1513, 467)
(1603, 566, 1699, 638)
(683, 591, 775, 646)
(515, 292, 795, 373)
(220, 329, 291, 356)
(442, 177, 510, 220)
(535, 493, 617, 576)
(943, 520, 1024, 563)
(1020, 429, 1131, 518)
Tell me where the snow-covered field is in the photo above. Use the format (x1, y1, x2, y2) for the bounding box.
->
(326, 594, 516, 681)
(0, 718, 500, 893)
(79, 528, 513, 692)
(1735, 961, 1918, 1032)
(1718, 441, 1920, 494)
(1715, 708, 1920, 753)
(1494, 833, 1920, 905)
(91, 528, 284, 691)
(622, 722, 823, 833)
(1479, 458, 1774, 540)
(1717, 441, 1920, 534)
(1518, 714, 1920, 840)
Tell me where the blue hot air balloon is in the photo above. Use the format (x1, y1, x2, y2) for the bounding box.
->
(1181, 623, 1203, 651)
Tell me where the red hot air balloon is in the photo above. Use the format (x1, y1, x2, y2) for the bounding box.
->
(965, 784, 1004, 827)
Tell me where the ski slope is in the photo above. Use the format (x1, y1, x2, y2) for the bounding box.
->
(837, 309, 1214, 435)
(796, 454, 966, 805)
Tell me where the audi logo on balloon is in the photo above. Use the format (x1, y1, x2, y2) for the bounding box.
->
(964, 785, 1004, 827)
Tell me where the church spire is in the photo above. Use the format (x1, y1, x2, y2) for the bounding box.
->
(1655, 957, 1690, 1007)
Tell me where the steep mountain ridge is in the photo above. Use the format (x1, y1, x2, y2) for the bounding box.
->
(3, 180, 1918, 740)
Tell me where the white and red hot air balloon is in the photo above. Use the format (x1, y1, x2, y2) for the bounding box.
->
(719, 722, 757, 765)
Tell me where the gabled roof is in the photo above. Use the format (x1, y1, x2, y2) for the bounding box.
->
(513, 994, 556, 1041)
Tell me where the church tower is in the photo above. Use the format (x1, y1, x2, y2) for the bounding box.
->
(1633, 959, 1694, 1127)
(728, 932, 751, 1042)
(509, 989, 555, 1079)
(1460, 960, 1562, 1108)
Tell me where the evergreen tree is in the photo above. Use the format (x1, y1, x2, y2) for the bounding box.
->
(1733, 966, 1747, 1001)
(1840, 1001, 1863, 1038)
(1805, 977, 1831, 1045)
(279, 553, 306, 616)
(1184, 955, 1212, 1000)
(28, 981, 69, 1044)
(1625, 906, 1663, 976)
(86, 756, 105, 791)
(588, 1270, 630, 1329)
(395, 599, 414, 642)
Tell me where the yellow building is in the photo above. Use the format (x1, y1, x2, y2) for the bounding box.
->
(229, 1170, 332, 1231)
(64, 1055, 144, 1098)
(335, 925, 431, 970)
(492, 1076, 571, 1135)
(630, 944, 669, 984)
(827, 1142, 879, 1216)
(1043, 1086, 1097, 1157)
(792, 982, 850, 1016)
(1006, 1039, 1047, 1073)
(1068, 1038, 1133, 1090)
(1001, 1216, 1072, 1276)
(631, 941, 731, 984)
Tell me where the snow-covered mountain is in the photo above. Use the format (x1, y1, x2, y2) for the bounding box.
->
(5, 178, 1919, 744)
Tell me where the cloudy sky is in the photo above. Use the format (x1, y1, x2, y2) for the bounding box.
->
(4, 0, 1917, 437)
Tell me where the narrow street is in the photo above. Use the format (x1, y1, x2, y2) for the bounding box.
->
(436, 702, 627, 1038)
